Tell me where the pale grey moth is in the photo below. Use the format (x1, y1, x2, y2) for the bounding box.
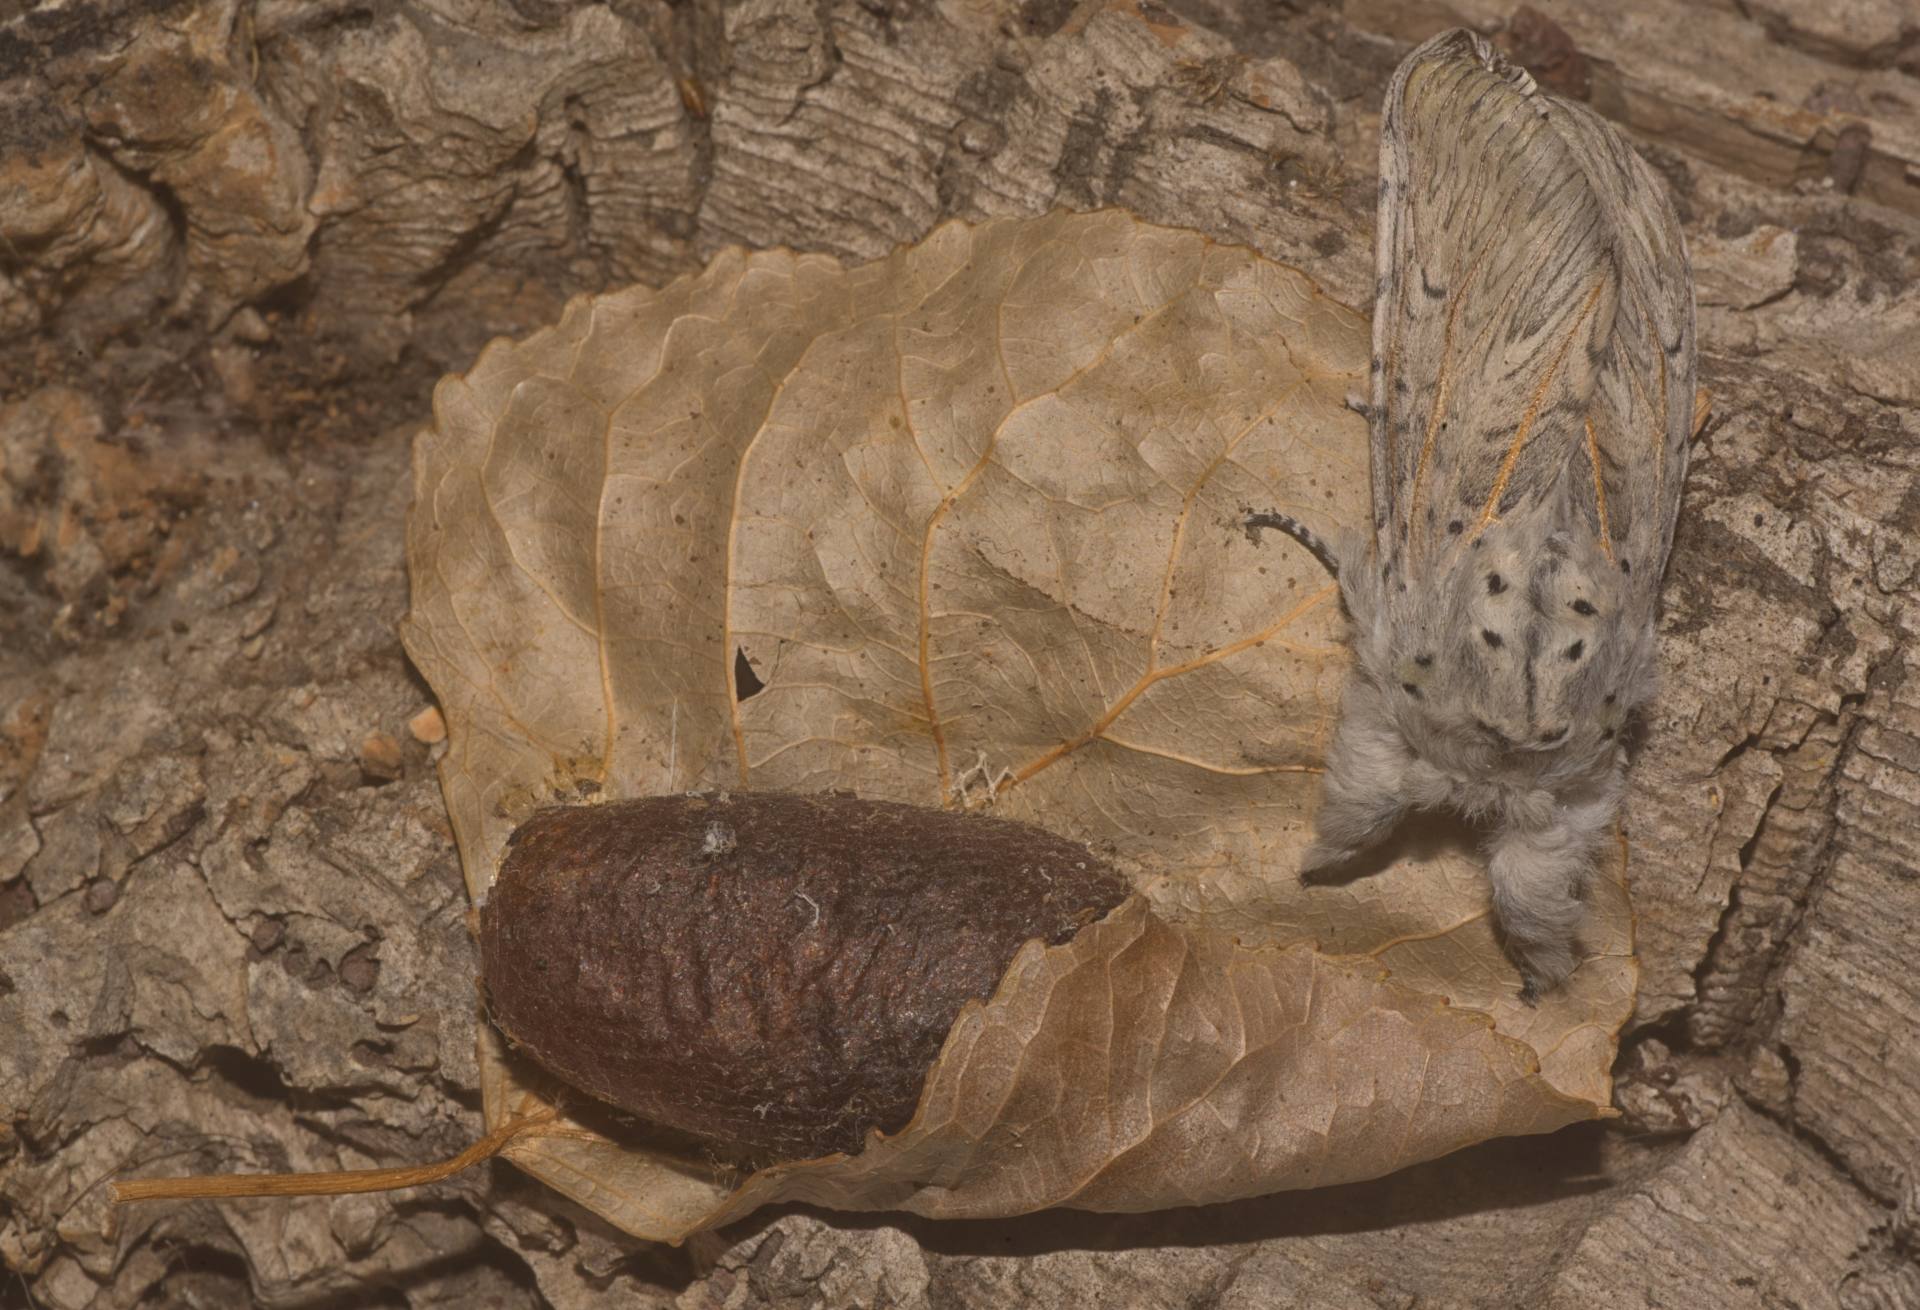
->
(1248, 28, 1698, 999)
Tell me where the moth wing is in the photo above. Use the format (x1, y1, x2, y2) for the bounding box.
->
(1546, 102, 1696, 584)
(1371, 31, 1678, 566)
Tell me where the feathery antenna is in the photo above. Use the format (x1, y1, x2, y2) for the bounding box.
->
(1242, 508, 1341, 578)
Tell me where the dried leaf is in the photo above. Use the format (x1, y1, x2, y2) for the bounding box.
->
(401, 210, 1634, 1242)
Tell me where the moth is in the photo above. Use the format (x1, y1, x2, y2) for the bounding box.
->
(1249, 29, 1697, 999)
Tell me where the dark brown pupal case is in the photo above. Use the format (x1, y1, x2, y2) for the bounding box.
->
(479, 792, 1132, 1161)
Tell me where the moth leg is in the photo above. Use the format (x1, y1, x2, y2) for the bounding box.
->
(1298, 691, 1411, 876)
(1484, 800, 1613, 1001)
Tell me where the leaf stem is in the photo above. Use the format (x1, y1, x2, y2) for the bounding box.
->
(110, 1108, 557, 1204)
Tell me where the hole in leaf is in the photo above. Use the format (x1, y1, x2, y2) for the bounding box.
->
(733, 648, 766, 701)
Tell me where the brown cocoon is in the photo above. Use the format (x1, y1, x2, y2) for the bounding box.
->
(480, 792, 1130, 1161)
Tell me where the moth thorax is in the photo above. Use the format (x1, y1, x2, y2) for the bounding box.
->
(1397, 521, 1632, 753)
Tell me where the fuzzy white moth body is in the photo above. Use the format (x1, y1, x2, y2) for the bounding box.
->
(1250, 29, 1697, 999)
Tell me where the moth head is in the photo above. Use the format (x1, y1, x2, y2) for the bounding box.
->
(1352, 525, 1651, 799)
(1303, 553, 1646, 881)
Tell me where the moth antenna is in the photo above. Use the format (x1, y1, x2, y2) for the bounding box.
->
(1243, 508, 1341, 578)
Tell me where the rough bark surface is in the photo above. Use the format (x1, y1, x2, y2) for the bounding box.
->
(0, 0, 1914, 1306)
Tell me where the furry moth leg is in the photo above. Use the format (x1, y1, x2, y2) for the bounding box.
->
(1485, 787, 1619, 1002)
(1297, 682, 1412, 876)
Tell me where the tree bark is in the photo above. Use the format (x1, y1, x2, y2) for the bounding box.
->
(2, 0, 1915, 1305)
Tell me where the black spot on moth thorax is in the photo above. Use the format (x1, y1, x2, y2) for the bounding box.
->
(1387, 521, 1626, 747)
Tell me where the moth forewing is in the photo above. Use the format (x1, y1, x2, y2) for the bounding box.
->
(1544, 100, 1697, 583)
(1373, 34, 1614, 571)
(1275, 27, 1696, 998)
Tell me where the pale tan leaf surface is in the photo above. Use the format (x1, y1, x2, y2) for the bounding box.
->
(401, 210, 1634, 1242)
